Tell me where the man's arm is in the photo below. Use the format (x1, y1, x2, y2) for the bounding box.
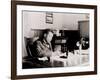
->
(36, 41, 52, 57)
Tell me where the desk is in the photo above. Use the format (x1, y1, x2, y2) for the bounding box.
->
(50, 49, 89, 67)
(50, 52, 68, 67)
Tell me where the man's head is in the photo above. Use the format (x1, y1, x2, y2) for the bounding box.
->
(43, 29, 54, 43)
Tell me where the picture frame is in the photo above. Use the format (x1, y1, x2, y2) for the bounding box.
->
(11, 1, 97, 80)
(46, 12, 53, 24)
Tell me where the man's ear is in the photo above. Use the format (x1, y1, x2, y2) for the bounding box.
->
(44, 33, 46, 37)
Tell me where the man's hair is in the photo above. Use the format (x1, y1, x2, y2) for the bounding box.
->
(39, 29, 54, 40)
(43, 29, 54, 35)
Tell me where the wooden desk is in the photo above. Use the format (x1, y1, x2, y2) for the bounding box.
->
(50, 52, 68, 67)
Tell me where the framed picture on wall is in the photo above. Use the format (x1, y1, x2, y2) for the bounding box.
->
(46, 12, 53, 24)
(11, 1, 97, 80)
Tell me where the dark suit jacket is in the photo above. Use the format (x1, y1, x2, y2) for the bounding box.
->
(30, 39, 52, 58)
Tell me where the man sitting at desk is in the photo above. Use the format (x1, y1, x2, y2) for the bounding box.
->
(30, 29, 54, 67)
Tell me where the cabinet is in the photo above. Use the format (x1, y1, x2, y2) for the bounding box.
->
(78, 20, 89, 49)
(52, 30, 80, 54)
(78, 20, 89, 38)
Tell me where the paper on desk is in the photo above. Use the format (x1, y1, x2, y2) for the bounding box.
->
(38, 57, 48, 61)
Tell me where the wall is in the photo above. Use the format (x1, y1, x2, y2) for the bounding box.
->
(23, 11, 87, 37)
(62, 13, 88, 30)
